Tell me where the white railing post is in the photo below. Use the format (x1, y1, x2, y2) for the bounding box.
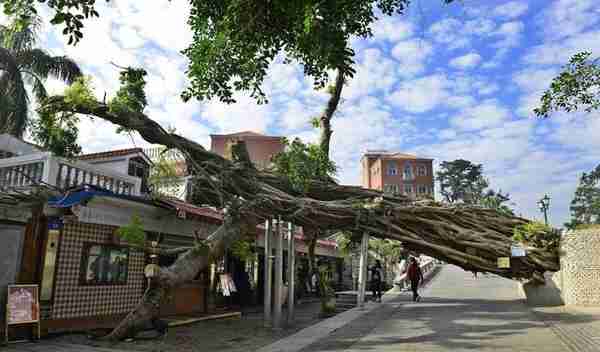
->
(42, 154, 59, 187)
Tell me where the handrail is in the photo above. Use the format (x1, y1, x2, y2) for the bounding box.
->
(0, 152, 142, 195)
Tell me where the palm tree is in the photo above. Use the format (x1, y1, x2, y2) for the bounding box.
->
(0, 19, 81, 137)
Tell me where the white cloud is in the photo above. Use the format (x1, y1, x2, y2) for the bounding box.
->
(112, 1, 193, 52)
(201, 94, 272, 134)
(537, 0, 600, 41)
(371, 17, 413, 43)
(449, 52, 482, 69)
(492, 21, 524, 50)
(112, 25, 145, 49)
(493, 2, 529, 19)
(279, 99, 318, 132)
(464, 18, 496, 35)
(344, 48, 399, 101)
(387, 74, 449, 113)
(330, 97, 414, 184)
(428, 18, 470, 50)
(391, 39, 434, 77)
(524, 30, 600, 66)
(449, 99, 511, 131)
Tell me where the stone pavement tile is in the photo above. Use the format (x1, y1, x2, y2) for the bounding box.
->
(4, 342, 129, 352)
(308, 265, 578, 352)
(44, 301, 327, 352)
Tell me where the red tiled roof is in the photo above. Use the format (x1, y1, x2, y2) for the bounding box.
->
(210, 131, 282, 139)
(363, 151, 432, 161)
(78, 148, 147, 160)
(160, 197, 224, 221)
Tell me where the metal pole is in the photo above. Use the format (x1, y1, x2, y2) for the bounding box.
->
(287, 222, 295, 325)
(543, 208, 549, 226)
(273, 217, 284, 329)
(357, 232, 369, 308)
(263, 219, 273, 327)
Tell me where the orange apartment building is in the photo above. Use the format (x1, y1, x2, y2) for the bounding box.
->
(210, 131, 285, 169)
(361, 150, 434, 199)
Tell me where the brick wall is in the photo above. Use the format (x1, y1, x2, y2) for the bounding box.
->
(51, 222, 145, 319)
(556, 229, 600, 306)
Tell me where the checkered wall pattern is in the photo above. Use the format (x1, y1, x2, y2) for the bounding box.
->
(51, 222, 145, 320)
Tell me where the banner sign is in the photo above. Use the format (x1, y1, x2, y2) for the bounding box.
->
(497, 257, 510, 269)
(7, 285, 39, 325)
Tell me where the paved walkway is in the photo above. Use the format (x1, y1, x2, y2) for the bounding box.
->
(275, 265, 600, 352)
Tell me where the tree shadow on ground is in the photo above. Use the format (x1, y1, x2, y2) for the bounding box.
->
(302, 295, 596, 351)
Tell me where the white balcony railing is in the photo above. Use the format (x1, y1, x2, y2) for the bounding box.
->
(0, 152, 142, 195)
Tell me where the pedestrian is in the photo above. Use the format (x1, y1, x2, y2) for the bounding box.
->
(397, 257, 407, 291)
(406, 257, 424, 302)
(370, 260, 383, 302)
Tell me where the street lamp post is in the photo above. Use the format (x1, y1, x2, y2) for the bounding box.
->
(538, 194, 551, 226)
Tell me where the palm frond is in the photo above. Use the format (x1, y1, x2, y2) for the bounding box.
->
(17, 49, 82, 84)
(23, 70, 48, 102)
(0, 47, 29, 137)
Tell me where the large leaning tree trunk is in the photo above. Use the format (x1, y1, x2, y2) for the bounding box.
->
(105, 214, 250, 340)
(41, 96, 560, 340)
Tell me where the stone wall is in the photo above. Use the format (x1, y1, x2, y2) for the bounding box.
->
(557, 229, 600, 306)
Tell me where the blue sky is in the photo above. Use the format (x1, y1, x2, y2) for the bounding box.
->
(2, 0, 600, 227)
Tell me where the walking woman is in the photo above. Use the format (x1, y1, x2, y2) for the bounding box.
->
(406, 257, 424, 302)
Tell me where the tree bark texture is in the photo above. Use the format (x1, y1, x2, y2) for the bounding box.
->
(42, 96, 560, 338)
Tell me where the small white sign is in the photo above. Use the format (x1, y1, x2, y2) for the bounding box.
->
(511, 245, 526, 257)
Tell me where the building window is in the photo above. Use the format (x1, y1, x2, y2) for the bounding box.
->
(417, 165, 427, 176)
(404, 184, 413, 194)
(383, 184, 399, 195)
(403, 164, 413, 180)
(80, 243, 129, 285)
(387, 162, 398, 176)
(128, 157, 150, 193)
(418, 184, 428, 194)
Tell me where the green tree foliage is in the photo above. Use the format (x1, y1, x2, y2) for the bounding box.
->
(115, 214, 146, 246)
(5, 1, 458, 105)
(109, 67, 148, 115)
(32, 76, 97, 158)
(513, 221, 560, 252)
(272, 137, 337, 194)
(370, 238, 403, 260)
(535, 52, 600, 118)
(2, 0, 100, 46)
(565, 164, 600, 230)
(437, 159, 489, 204)
(31, 110, 81, 158)
(0, 18, 81, 137)
(148, 153, 184, 197)
(481, 189, 514, 216)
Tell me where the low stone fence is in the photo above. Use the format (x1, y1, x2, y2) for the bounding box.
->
(522, 229, 600, 307)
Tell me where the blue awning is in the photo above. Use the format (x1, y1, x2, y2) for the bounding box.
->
(48, 184, 153, 208)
